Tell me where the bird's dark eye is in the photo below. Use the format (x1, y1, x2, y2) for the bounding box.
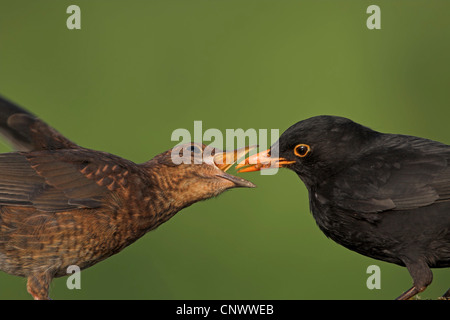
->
(186, 145, 201, 153)
(294, 144, 311, 158)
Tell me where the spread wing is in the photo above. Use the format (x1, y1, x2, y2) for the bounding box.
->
(0, 150, 133, 212)
(0, 95, 78, 151)
(327, 135, 450, 214)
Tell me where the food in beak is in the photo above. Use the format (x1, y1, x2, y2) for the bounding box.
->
(213, 145, 257, 172)
(212, 145, 257, 188)
(236, 148, 295, 172)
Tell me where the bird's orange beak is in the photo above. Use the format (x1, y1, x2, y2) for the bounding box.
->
(210, 145, 257, 188)
(212, 145, 257, 172)
(236, 149, 295, 172)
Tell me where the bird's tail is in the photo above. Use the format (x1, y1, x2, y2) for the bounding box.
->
(0, 95, 78, 151)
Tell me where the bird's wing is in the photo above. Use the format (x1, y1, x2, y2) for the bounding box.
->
(327, 135, 450, 214)
(0, 95, 78, 151)
(0, 150, 133, 212)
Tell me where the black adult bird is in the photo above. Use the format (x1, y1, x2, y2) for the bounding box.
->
(237, 115, 450, 300)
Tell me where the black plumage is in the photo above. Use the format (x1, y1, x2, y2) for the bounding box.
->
(238, 115, 450, 299)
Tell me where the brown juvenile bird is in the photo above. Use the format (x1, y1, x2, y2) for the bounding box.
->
(0, 95, 255, 300)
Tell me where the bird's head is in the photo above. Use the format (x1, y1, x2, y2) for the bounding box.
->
(146, 142, 256, 205)
(237, 116, 379, 186)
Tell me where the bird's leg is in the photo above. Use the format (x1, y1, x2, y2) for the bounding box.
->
(27, 272, 52, 300)
(396, 286, 421, 300)
(440, 288, 450, 300)
(396, 257, 433, 300)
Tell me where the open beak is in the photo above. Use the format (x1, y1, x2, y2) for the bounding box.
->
(235, 148, 295, 173)
(211, 145, 257, 188)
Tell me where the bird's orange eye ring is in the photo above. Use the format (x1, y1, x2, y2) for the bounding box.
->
(294, 144, 311, 158)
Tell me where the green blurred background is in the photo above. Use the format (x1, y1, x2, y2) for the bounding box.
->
(0, 0, 449, 300)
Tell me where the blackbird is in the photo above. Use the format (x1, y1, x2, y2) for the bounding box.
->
(0, 95, 255, 299)
(237, 115, 450, 300)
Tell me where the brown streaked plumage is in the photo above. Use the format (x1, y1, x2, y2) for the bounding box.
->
(0, 96, 255, 299)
